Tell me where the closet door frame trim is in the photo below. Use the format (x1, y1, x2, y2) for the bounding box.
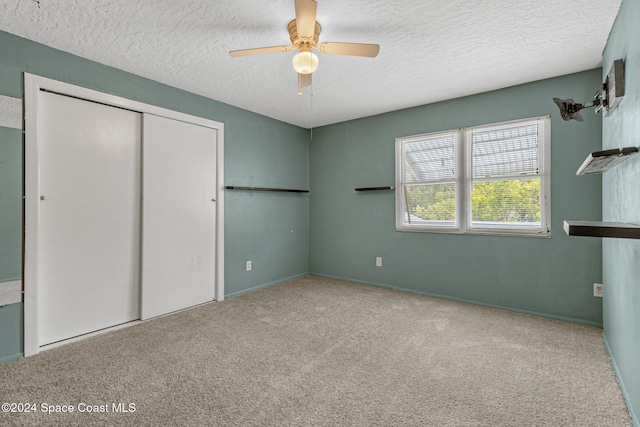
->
(24, 73, 225, 357)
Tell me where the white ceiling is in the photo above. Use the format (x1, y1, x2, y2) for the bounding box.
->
(0, 0, 622, 128)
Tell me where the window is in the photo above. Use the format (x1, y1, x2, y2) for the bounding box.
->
(396, 116, 550, 236)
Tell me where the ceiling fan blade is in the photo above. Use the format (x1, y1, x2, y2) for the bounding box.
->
(295, 0, 317, 38)
(318, 42, 380, 57)
(229, 45, 294, 57)
(298, 73, 312, 89)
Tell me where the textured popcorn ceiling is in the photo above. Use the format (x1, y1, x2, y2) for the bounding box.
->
(0, 0, 622, 128)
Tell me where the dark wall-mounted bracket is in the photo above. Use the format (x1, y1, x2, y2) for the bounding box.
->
(354, 186, 394, 191)
(553, 59, 625, 121)
(564, 221, 640, 239)
(225, 186, 309, 193)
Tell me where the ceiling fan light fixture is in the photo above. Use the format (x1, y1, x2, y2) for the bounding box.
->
(229, 0, 380, 88)
(292, 49, 318, 74)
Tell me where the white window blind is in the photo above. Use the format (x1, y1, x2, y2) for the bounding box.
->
(470, 122, 541, 179)
(403, 132, 456, 183)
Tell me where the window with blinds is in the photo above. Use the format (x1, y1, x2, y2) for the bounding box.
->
(399, 131, 457, 227)
(467, 117, 548, 231)
(396, 116, 550, 236)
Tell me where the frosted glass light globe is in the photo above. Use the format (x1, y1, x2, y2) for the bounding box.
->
(292, 50, 319, 74)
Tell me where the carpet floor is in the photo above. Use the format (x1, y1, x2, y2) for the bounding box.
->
(0, 276, 632, 426)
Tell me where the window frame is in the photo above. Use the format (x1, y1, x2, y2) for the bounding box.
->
(395, 116, 550, 237)
(395, 130, 461, 232)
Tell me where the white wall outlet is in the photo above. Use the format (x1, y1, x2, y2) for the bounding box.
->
(376, 257, 382, 267)
(246, 260, 252, 271)
(594, 283, 603, 298)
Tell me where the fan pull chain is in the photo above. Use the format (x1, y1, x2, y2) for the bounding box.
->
(310, 86, 313, 140)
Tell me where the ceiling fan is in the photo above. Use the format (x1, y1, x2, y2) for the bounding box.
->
(229, 0, 380, 92)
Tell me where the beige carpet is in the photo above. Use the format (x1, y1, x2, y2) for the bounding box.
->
(0, 276, 632, 426)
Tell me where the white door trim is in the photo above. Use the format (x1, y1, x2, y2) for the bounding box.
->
(24, 73, 225, 357)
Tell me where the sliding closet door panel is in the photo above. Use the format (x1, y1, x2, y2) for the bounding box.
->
(38, 92, 141, 346)
(142, 114, 216, 319)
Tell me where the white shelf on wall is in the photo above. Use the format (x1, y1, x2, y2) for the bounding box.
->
(576, 147, 638, 175)
(563, 220, 640, 239)
(565, 145, 640, 239)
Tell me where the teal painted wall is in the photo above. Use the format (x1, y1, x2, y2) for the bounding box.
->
(0, 126, 22, 283)
(0, 117, 24, 363)
(602, 0, 640, 424)
(310, 69, 604, 326)
(0, 30, 309, 361)
(0, 304, 23, 364)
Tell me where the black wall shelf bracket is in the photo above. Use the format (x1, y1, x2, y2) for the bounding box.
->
(354, 186, 395, 191)
(225, 186, 309, 193)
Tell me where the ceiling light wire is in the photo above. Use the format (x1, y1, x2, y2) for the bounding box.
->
(310, 85, 313, 140)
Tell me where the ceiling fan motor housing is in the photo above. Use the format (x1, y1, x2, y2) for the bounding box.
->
(288, 19, 321, 50)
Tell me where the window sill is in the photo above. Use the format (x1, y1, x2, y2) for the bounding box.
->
(396, 225, 550, 238)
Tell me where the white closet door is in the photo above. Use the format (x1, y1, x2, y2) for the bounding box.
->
(38, 92, 142, 346)
(141, 114, 217, 319)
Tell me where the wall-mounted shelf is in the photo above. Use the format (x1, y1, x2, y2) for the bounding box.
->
(566, 147, 639, 239)
(563, 220, 640, 239)
(576, 147, 638, 175)
(354, 186, 394, 191)
(225, 186, 309, 193)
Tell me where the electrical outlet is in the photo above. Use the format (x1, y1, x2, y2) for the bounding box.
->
(594, 283, 603, 298)
(246, 260, 252, 271)
(376, 257, 382, 267)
